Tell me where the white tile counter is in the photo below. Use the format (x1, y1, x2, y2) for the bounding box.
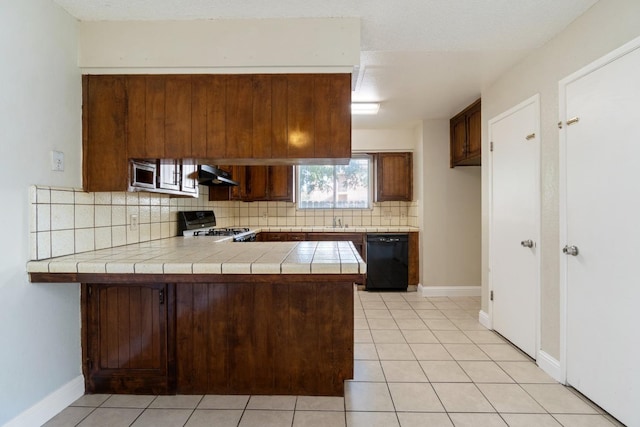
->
(26, 236, 366, 276)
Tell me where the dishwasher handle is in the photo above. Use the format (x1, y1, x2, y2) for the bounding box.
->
(376, 237, 401, 243)
(368, 234, 408, 244)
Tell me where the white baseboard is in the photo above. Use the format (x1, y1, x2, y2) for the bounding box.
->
(418, 284, 481, 297)
(3, 375, 84, 427)
(537, 351, 563, 383)
(478, 310, 492, 329)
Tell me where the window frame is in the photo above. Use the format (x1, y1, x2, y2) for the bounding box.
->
(296, 154, 374, 210)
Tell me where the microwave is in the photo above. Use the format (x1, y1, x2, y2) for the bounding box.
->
(129, 160, 157, 190)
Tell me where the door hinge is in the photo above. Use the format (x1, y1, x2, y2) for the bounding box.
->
(490, 290, 494, 301)
(558, 121, 563, 129)
(490, 141, 494, 152)
(159, 289, 165, 305)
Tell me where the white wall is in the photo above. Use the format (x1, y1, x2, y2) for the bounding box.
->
(481, 0, 640, 359)
(421, 120, 481, 287)
(0, 1, 82, 425)
(352, 128, 418, 152)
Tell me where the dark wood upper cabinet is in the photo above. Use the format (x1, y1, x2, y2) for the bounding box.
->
(245, 166, 269, 201)
(252, 75, 273, 159)
(191, 75, 227, 159)
(287, 75, 315, 159)
(271, 75, 289, 159)
(268, 165, 294, 201)
(144, 76, 167, 159)
(164, 76, 192, 158)
(314, 74, 352, 159)
(83, 73, 351, 192)
(83, 283, 172, 394)
(126, 75, 191, 159)
(209, 165, 293, 202)
(226, 75, 254, 159)
(83, 75, 128, 193)
(376, 152, 413, 202)
(450, 98, 481, 167)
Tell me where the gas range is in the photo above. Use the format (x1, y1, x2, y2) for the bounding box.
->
(178, 211, 256, 242)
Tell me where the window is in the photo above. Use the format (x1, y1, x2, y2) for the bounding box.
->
(297, 155, 372, 209)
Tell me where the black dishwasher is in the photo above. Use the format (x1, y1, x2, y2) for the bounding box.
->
(366, 234, 409, 291)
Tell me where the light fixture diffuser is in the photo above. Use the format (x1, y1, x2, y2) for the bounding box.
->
(351, 102, 380, 115)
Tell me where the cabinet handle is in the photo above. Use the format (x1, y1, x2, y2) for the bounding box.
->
(159, 289, 165, 305)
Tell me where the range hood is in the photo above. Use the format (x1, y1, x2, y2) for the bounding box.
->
(197, 165, 239, 187)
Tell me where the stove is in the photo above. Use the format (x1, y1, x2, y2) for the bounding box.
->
(178, 211, 256, 242)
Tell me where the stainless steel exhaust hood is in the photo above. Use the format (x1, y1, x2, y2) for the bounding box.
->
(197, 165, 239, 187)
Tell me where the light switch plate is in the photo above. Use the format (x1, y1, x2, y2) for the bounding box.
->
(51, 151, 64, 171)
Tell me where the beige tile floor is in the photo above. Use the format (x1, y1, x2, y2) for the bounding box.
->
(44, 288, 623, 427)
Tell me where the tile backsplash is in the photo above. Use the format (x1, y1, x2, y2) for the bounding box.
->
(29, 185, 418, 260)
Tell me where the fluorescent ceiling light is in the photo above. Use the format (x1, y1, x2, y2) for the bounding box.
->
(351, 102, 380, 115)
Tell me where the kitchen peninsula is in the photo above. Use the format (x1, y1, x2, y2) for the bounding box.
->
(28, 237, 365, 397)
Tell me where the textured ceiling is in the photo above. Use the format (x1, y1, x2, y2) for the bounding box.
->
(53, 0, 599, 128)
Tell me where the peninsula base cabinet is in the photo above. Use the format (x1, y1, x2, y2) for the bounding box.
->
(81, 275, 355, 396)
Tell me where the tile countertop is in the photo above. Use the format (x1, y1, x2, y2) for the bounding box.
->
(26, 235, 366, 275)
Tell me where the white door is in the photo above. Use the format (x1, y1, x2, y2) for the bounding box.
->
(560, 40, 640, 427)
(489, 96, 540, 359)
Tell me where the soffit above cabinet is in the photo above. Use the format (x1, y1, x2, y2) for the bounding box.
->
(78, 18, 359, 73)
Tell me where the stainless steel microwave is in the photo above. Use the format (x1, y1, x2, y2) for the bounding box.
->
(129, 160, 157, 190)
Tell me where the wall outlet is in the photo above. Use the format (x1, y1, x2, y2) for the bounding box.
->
(261, 211, 268, 219)
(383, 209, 392, 220)
(130, 214, 138, 231)
(51, 150, 64, 171)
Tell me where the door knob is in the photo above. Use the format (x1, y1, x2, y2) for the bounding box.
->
(520, 240, 534, 248)
(563, 245, 579, 256)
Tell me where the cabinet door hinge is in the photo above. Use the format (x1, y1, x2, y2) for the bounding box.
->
(490, 141, 494, 152)
(86, 358, 93, 370)
(159, 289, 165, 305)
(490, 290, 494, 301)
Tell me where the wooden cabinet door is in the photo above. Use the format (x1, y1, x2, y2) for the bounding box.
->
(230, 165, 248, 200)
(83, 75, 128, 192)
(144, 76, 167, 159)
(253, 75, 273, 158)
(450, 98, 481, 167)
(83, 283, 171, 394)
(164, 76, 192, 158)
(466, 103, 482, 159)
(268, 166, 294, 201)
(125, 75, 147, 160)
(226, 75, 253, 158)
(450, 116, 468, 166)
(191, 75, 227, 159)
(287, 75, 315, 159)
(376, 152, 413, 202)
(246, 165, 268, 201)
(314, 74, 352, 159)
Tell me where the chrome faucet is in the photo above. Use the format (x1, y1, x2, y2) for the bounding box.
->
(333, 217, 342, 228)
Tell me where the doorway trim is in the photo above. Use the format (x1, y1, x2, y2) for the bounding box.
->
(558, 34, 640, 385)
(487, 93, 541, 360)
